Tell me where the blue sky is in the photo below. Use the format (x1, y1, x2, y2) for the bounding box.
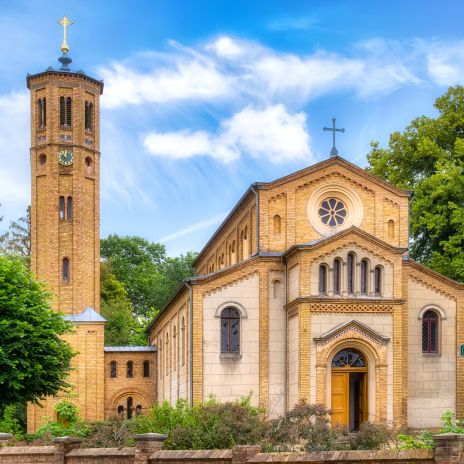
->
(1, 0, 463, 256)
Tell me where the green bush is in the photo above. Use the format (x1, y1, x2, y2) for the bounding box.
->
(397, 431, 434, 450)
(0, 404, 24, 436)
(348, 422, 392, 450)
(440, 410, 464, 434)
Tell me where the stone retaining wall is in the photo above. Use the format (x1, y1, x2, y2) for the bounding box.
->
(0, 433, 462, 464)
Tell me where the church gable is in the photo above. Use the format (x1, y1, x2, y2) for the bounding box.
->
(261, 157, 410, 253)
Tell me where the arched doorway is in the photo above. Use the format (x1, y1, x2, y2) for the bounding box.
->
(331, 348, 368, 430)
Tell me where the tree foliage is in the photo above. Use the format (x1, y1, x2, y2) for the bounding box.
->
(0, 206, 30, 266)
(0, 255, 74, 407)
(101, 235, 197, 318)
(100, 263, 146, 346)
(367, 86, 464, 282)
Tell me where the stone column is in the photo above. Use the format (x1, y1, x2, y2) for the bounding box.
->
(0, 433, 12, 447)
(134, 433, 167, 464)
(52, 436, 82, 463)
(231, 445, 261, 464)
(434, 433, 464, 464)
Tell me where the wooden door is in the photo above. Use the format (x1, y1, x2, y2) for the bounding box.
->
(331, 372, 348, 426)
(359, 372, 368, 424)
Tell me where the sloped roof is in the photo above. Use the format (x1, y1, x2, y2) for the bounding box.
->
(64, 307, 107, 323)
(104, 346, 156, 352)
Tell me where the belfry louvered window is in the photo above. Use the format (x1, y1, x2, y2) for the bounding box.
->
(60, 96, 72, 127)
(85, 101, 94, 132)
(422, 310, 439, 353)
(37, 97, 46, 128)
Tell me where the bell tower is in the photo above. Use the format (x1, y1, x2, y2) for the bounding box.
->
(27, 17, 106, 432)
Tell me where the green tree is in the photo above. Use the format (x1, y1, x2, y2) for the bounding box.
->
(0, 255, 74, 407)
(100, 235, 196, 318)
(367, 85, 464, 282)
(0, 206, 31, 265)
(100, 263, 146, 346)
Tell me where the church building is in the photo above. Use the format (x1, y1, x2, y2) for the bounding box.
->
(26, 20, 464, 433)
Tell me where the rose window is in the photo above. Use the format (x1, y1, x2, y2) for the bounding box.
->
(318, 198, 347, 227)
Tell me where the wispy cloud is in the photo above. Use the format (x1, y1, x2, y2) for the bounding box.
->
(158, 211, 229, 243)
(143, 104, 312, 164)
(267, 16, 318, 31)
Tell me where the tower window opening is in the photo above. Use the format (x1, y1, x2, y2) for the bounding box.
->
(39, 154, 47, 165)
(67, 196, 73, 220)
(110, 361, 117, 378)
(59, 196, 65, 220)
(37, 98, 46, 129)
(62, 257, 70, 283)
(85, 101, 94, 132)
(60, 96, 72, 128)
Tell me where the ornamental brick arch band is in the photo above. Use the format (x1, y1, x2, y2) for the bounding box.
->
(107, 390, 152, 418)
(314, 321, 389, 424)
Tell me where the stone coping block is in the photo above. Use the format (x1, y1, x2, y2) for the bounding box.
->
(247, 449, 434, 462)
(0, 433, 13, 441)
(67, 447, 135, 456)
(134, 433, 168, 442)
(0, 446, 57, 455)
(152, 450, 232, 460)
(52, 436, 83, 445)
(433, 433, 464, 441)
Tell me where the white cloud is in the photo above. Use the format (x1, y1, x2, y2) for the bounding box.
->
(206, 36, 244, 58)
(143, 104, 312, 164)
(424, 41, 464, 86)
(158, 211, 228, 243)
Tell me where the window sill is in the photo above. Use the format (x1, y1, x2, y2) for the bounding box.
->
(220, 352, 242, 361)
(422, 352, 441, 357)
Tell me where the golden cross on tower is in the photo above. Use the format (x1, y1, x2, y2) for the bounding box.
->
(57, 15, 73, 53)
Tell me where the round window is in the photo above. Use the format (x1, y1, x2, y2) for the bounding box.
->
(318, 198, 347, 227)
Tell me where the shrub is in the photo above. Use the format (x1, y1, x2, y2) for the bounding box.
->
(264, 400, 335, 452)
(82, 418, 133, 448)
(397, 431, 434, 450)
(348, 422, 392, 450)
(440, 410, 464, 434)
(0, 404, 25, 436)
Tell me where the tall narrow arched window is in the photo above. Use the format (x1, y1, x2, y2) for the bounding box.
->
(59, 196, 65, 220)
(221, 307, 240, 354)
(181, 316, 186, 366)
(66, 97, 72, 127)
(422, 310, 439, 353)
(165, 333, 169, 376)
(360, 259, 368, 295)
(388, 220, 395, 238)
(126, 360, 134, 378)
(319, 264, 328, 295)
(243, 226, 248, 257)
(85, 101, 94, 132)
(127, 397, 133, 420)
(374, 266, 382, 296)
(347, 253, 355, 294)
(273, 215, 281, 235)
(117, 405, 124, 416)
(60, 96, 66, 126)
(37, 98, 46, 129)
(143, 360, 150, 377)
(67, 196, 73, 220)
(110, 361, 117, 378)
(273, 279, 282, 299)
(172, 325, 177, 369)
(62, 257, 70, 283)
(333, 259, 341, 295)
(240, 231, 244, 261)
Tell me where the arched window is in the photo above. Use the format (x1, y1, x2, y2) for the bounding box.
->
(165, 333, 169, 376)
(243, 226, 248, 257)
(85, 101, 94, 132)
(240, 230, 244, 261)
(117, 405, 124, 415)
(360, 259, 368, 295)
(273, 215, 282, 235)
(37, 97, 46, 128)
(62, 257, 70, 283)
(172, 325, 177, 369)
(388, 219, 395, 238)
(319, 264, 328, 295)
(374, 266, 382, 296)
(126, 360, 134, 378)
(422, 310, 439, 353)
(67, 196, 73, 220)
(110, 361, 117, 378)
(332, 348, 366, 368)
(333, 259, 341, 295)
(221, 307, 240, 353)
(135, 405, 142, 416)
(181, 316, 186, 366)
(39, 154, 47, 165)
(143, 360, 150, 377)
(127, 397, 133, 420)
(231, 241, 236, 264)
(273, 279, 282, 299)
(66, 97, 72, 127)
(347, 253, 355, 294)
(59, 196, 65, 220)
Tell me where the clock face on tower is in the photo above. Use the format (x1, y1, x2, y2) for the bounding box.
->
(57, 149, 74, 166)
